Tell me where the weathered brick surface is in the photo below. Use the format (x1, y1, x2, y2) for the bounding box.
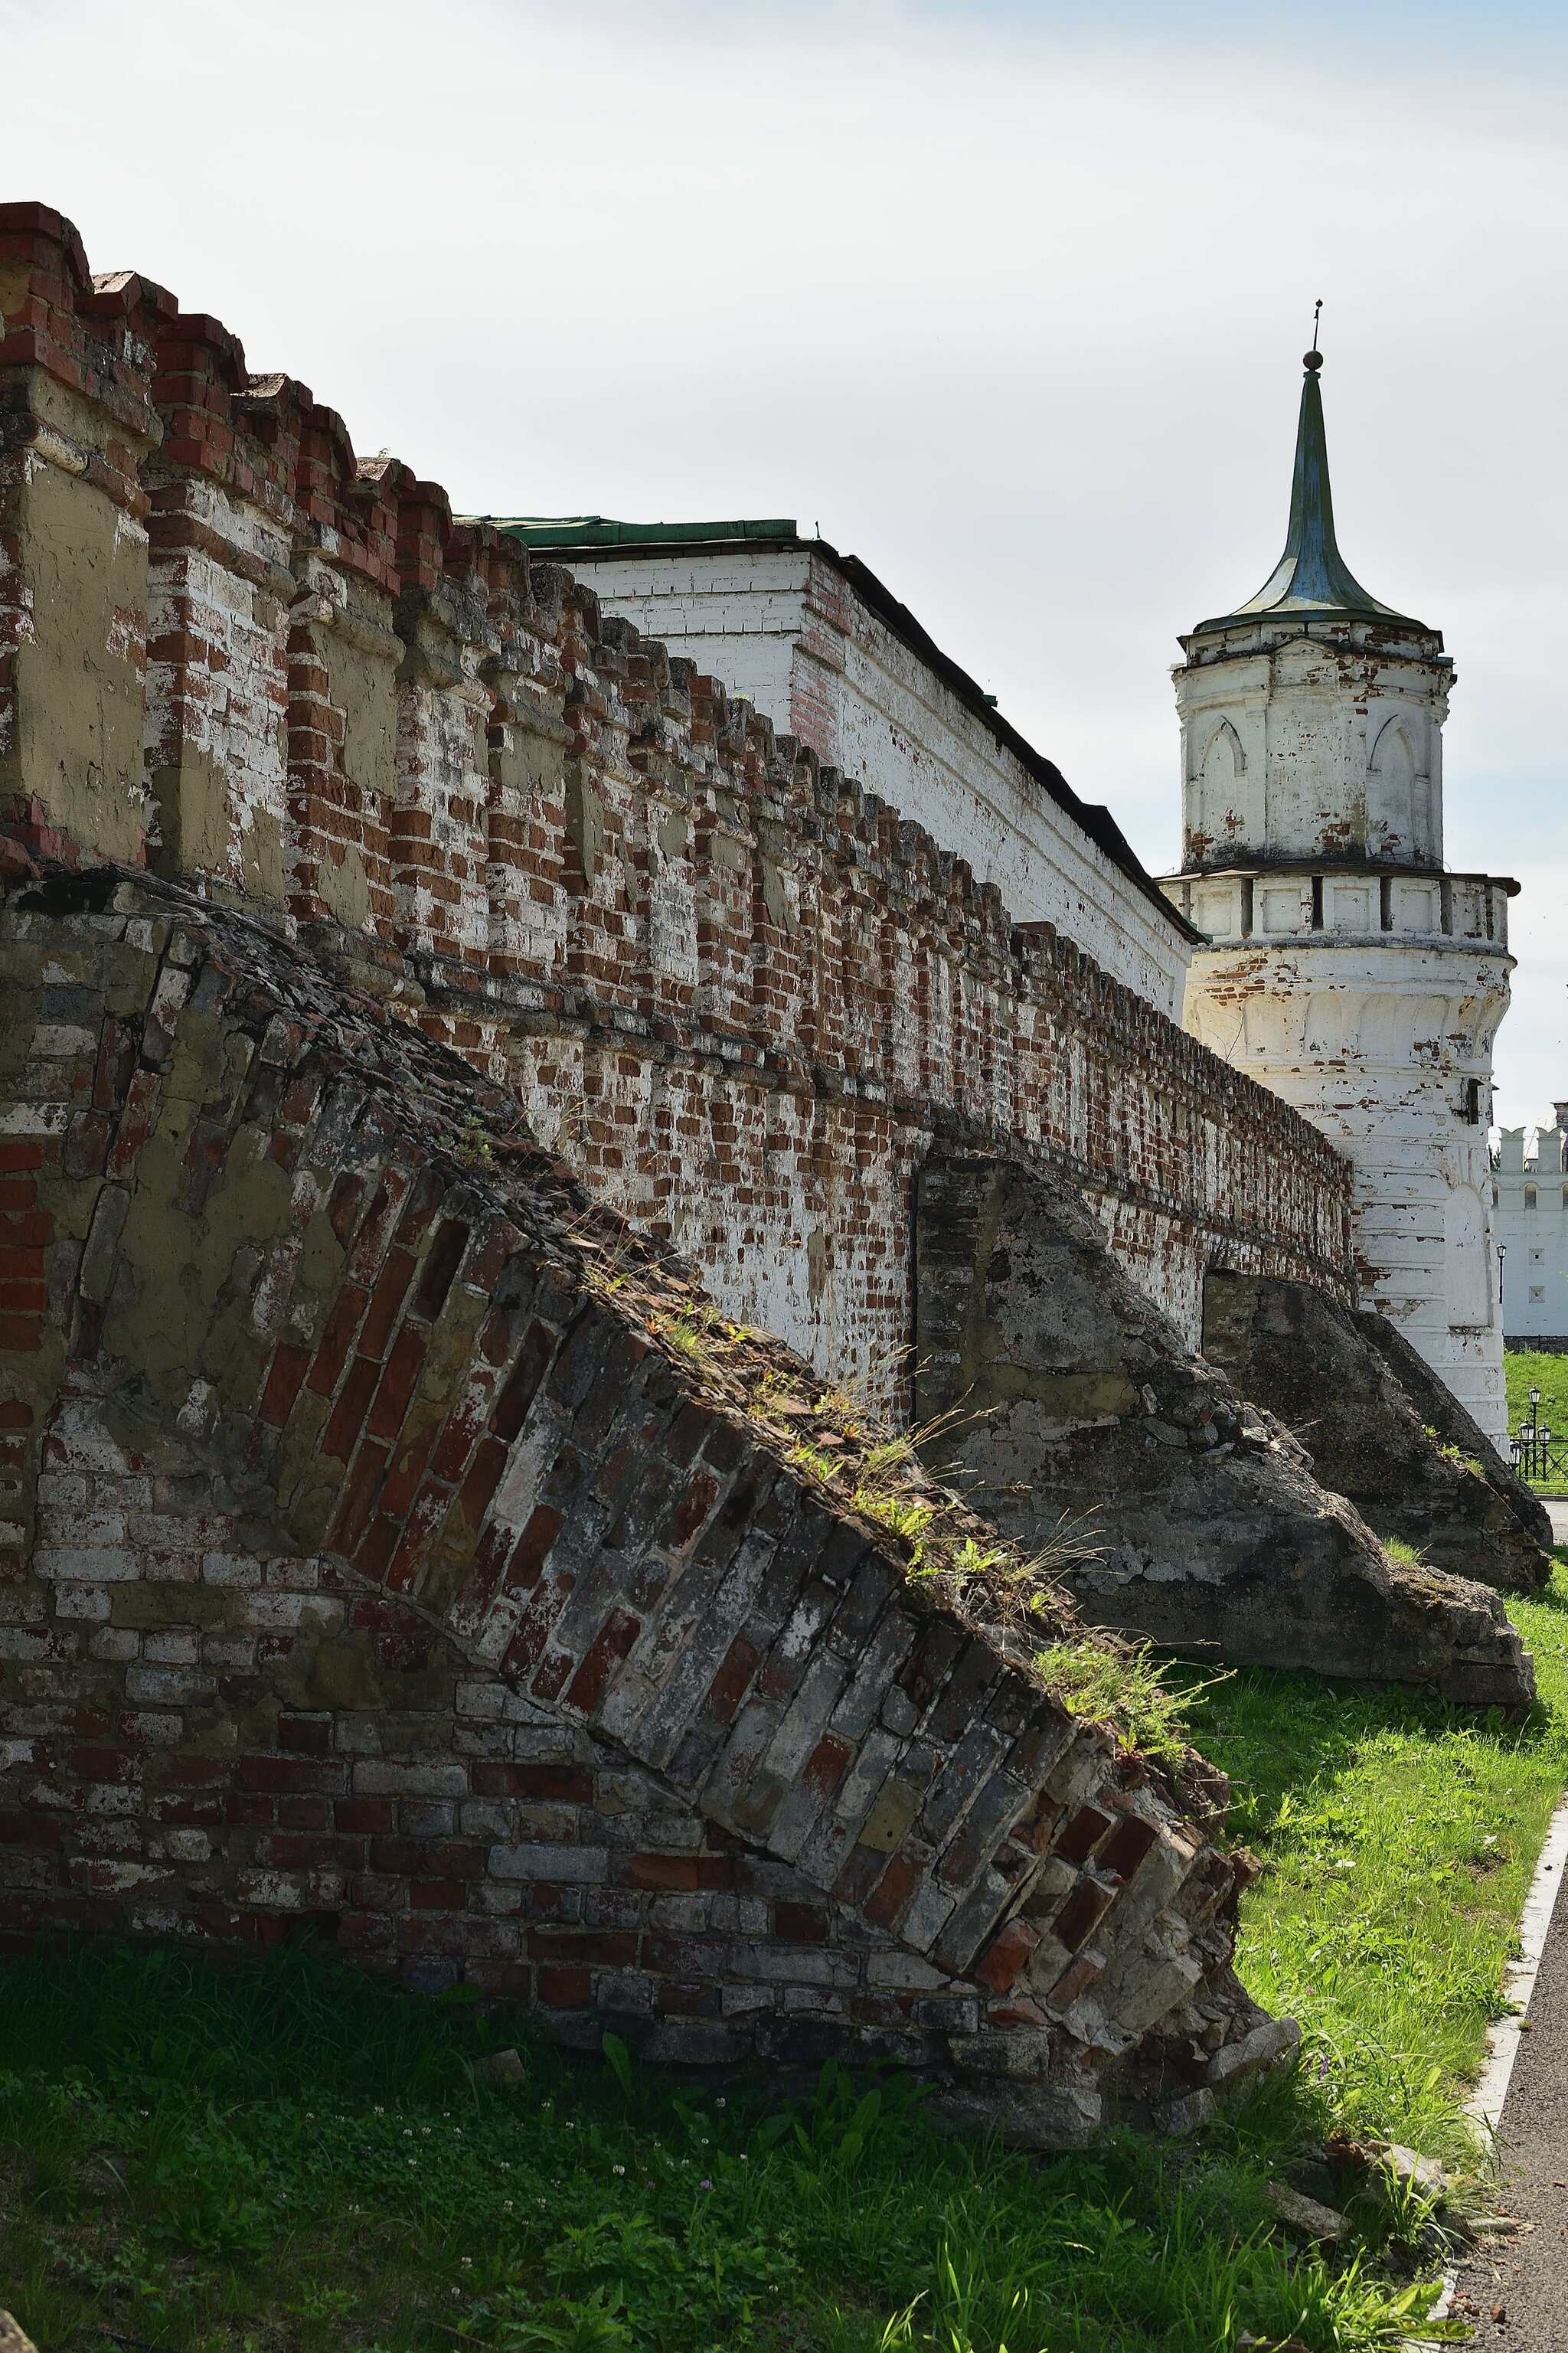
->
(0, 204, 1354, 1407)
(0, 870, 1286, 2142)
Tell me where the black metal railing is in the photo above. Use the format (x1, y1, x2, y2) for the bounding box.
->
(1510, 1430, 1568, 1485)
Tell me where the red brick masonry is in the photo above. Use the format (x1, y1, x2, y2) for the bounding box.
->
(0, 867, 1288, 2145)
(0, 203, 1352, 1399)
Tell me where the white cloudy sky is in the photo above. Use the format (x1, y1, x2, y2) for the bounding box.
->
(4, 0, 1565, 1131)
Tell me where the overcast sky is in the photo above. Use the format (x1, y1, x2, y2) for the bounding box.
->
(4, 0, 1564, 1132)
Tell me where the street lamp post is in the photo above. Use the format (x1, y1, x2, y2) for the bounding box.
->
(1514, 1383, 1544, 1479)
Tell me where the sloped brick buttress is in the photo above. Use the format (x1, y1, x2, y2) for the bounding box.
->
(0, 868, 1293, 2146)
(1201, 1272, 1552, 1596)
(914, 1155, 1536, 1707)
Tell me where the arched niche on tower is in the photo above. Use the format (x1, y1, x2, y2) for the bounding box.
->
(1353, 992, 1414, 1061)
(1183, 992, 1245, 1061)
(1187, 716, 1246, 862)
(1304, 991, 1356, 1057)
(1457, 981, 1512, 1061)
(1241, 993, 1289, 1057)
(1366, 713, 1433, 862)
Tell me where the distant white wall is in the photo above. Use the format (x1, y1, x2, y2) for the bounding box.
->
(565, 546, 1193, 1018)
(1496, 1126, 1568, 1343)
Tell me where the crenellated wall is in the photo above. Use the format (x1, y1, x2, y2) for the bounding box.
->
(0, 203, 1355, 1399)
(1496, 1121, 1568, 1345)
(542, 535, 1197, 1016)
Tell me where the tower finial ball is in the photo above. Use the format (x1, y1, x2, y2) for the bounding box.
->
(1304, 348, 1324, 372)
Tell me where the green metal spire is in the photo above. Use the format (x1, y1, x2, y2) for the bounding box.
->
(1194, 358, 1423, 633)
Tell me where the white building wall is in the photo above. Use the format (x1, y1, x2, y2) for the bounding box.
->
(1496, 1120, 1568, 1344)
(561, 546, 1193, 1018)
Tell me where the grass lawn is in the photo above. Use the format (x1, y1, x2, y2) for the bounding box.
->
(2, 1563, 1565, 2353)
(1191, 1565, 1568, 2165)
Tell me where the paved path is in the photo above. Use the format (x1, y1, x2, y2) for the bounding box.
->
(1449, 1819, 1568, 2348)
(1427, 1502, 1566, 2342)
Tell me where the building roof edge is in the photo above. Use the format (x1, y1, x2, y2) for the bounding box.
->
(482, 516, 1201, 948)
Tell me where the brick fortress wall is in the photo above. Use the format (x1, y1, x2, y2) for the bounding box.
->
(0, 204, 1354, 1403)
(0, 868, 1289, 2142)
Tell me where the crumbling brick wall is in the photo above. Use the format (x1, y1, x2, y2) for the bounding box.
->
(0, 204, 1354, 1400)
(0, 866, 1290, 2145)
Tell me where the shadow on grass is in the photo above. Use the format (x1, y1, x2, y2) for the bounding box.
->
(0, 1938, 1453, 2353)
(1178, 1554, 1568, 1851)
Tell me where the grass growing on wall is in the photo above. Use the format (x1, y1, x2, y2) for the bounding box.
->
(2, 1564, 1565, 2353)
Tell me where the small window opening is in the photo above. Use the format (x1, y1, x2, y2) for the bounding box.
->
(1311, 875, 1324, 929)
(1459, 1077, 1481, 1124)
(1524, 1185, 1537, 1210)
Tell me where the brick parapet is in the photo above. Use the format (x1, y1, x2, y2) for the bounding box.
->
(0, 203, 1353, 1384)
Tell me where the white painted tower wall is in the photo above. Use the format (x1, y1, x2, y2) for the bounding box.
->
(1161, 618, 1514, 1443)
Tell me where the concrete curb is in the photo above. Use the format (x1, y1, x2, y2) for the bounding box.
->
(1406, 1790, 1568, 2346)
(1471, 1796, 1568, 2134)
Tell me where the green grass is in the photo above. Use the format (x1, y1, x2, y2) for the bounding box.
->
(1191, 1561, 1568, 2165)
(3, 1567, 1566, 2353)
(0, 1951, 1455, 2353)
(1033, 1640, 1222, 1768)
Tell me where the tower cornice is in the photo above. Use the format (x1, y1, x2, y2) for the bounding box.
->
(1177, 613, 1448, 670)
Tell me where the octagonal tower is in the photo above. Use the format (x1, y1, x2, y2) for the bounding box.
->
(1160, 352, 1516, 1444)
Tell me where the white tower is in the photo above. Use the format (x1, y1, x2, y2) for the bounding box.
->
(1160, 347, 1516, 1444)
